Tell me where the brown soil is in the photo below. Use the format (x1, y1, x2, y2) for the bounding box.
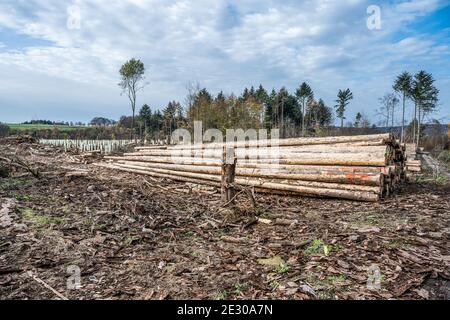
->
(1, 137, 449, 300)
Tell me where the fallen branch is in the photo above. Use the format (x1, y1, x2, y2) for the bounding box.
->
(220, 188, 244, 208)
(0, 155, 41, 178)
(27, 271, 68, 300)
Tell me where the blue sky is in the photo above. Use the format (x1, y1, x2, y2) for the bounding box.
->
(0, 0, 449, 125)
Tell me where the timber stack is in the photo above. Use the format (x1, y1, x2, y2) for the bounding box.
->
(96, 133, 406, 202)
(405, 143, 422, 174)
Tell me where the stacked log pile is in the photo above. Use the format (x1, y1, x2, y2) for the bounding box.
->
(96, 133, 406, 202)
(405, 143, 422, 173)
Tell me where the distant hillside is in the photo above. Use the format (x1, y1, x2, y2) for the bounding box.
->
(7, 123, 87, 132)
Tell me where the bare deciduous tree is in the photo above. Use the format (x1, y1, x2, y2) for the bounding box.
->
(119, 58, 147, 139)
(377, 93, 398, 130)
(393, 71, 412, 143)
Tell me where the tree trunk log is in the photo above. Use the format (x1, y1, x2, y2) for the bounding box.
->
(114, 160, 383, 186)
(221, 147, 236, 204)
(166, 133, 392, 150)
(99, 133, 405, 202)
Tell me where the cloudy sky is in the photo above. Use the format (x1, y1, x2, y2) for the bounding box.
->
(0, 0, 449, 125)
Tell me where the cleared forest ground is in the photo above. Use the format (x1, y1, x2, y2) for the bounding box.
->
(0, 138, 449, 300)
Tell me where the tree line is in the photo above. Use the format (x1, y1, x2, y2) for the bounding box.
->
(379, 70, 440, 144)
(130, 84, 358, 142)
(21, 120, 86, 126)
(119, 58, 376, 142)
(5, 59, 440, 145)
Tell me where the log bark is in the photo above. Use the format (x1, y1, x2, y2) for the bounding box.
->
(95, 163, 222, 187)
(109, 157, 392, 174)
(131, 145, 388, 156)
(115, 160, 383, 186)
(99, 133, 406, 202)
(106, 155, 222, 166)
(221, 147, 236, 204)
(167, 133, 392, 150)
(120, 152, 387, 166)
(99, 163, 379, 201)
(102, 162, 380, 200)
(241, 157, 387, 166)
(127, 145, 388, 156)
(109, 155, 387, 167)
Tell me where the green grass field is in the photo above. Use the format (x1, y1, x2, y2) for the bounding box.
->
(7, 124, 87, 131)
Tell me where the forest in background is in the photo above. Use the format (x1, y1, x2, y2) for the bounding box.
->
(1, 60, 447, 159)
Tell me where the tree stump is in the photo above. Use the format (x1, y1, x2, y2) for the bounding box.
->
(221, 146, 236, 205)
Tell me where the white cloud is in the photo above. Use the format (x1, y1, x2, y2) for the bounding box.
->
(0, 0, 448, 123)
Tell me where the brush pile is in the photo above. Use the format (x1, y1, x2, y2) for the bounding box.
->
(96, 133, 406, 201)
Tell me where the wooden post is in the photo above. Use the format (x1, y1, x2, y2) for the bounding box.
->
(221, 146, 236, 205)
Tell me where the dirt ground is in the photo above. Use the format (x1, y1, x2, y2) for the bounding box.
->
(1, 137, 449, 300)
